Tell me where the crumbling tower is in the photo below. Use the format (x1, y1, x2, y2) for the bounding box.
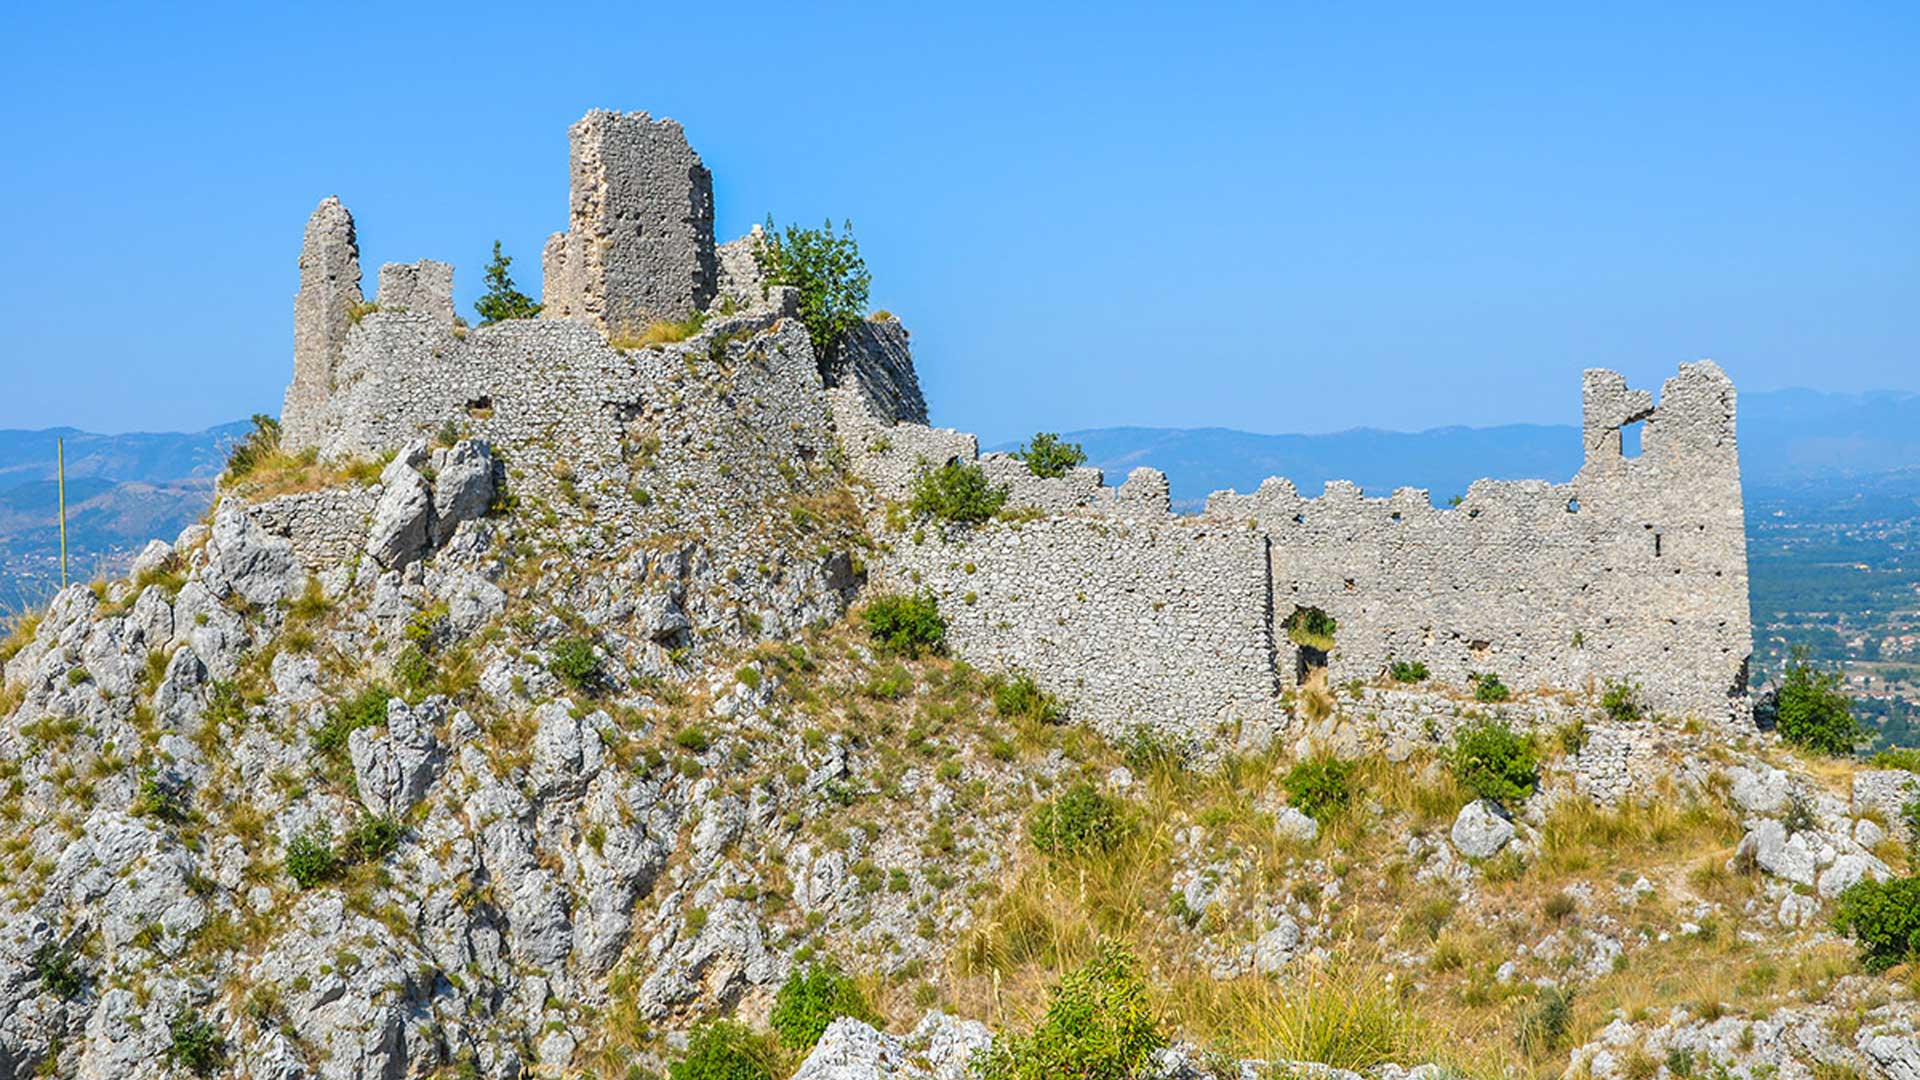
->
(542, 110, 717, 333)
(282, 196, 363, 450)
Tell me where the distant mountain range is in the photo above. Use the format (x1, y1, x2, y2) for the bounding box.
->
(992, 387, 1920, 509)
(1, 388, 1915, 611)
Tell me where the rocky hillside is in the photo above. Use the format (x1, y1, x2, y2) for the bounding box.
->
(0, 400, 1915, 1080)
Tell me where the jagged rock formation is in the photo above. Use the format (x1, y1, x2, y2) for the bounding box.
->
(0, 108, 1904, 1080)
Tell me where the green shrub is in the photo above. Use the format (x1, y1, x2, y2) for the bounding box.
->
(770, 959, 876, 1050)
(1028, 782, 1128, 858)
(669, 1020, 779, 1080)
(1870, 747, 1920, 771)
(315, 685, 391, 755)
(1774, 646, 1864, 755)
(131, 770, 188, 824)
(474, 240, 541, 325)
(548, 637, 603, 694)
(1280, 756, 1356, 823)
(168, 1009, 225, 1075)
(1515, 985, 1574, 1058)
(1831, 876, 1920, 971)
(862, 592, 945, 658)
(754, 217, 871, 362)
(342, 815, 402, 863)
(223, 414, 282, 481)
(971, 941, 1166, 1080)
(1015, 433, 1088, 479)
(1600, 679, 1643, 722)
(32, 940, 84, 998)
(1284, 607, 1337, 652)
(1781, 791, 1817, 835)
(1450, 720, 1537, 806)
(909, 461, 1008, 525)
(995, 673, 1063, 724)
(1388, 660, 1429, 683)
(285, 823, 340, 889)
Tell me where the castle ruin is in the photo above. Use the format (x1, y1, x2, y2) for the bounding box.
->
(274, 109, 1754, 745)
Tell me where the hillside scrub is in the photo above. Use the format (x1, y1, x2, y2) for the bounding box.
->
(770, 960, 877, 1050)
(971, 942, 1166, 1080)
(669, 1020, 780, 1080)
(1773, 645, 1864, 755)
(1029, 782, 1129, 858)
(1450, 720, 1537, 806)
(1280, 756, 1356, 823)
(861, 591, 946, 658)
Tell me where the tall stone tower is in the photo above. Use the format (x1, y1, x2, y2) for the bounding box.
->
(542, 110, 717, 333)
(282, 196, 362, 451)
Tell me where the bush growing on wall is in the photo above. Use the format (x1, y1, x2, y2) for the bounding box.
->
(910, 461, 1008, 524)
(1450, 720, 1537, 806)
(1468, 671, 1512, 703)
(1774, 645, 1864, 755)
(1388, 660, 1429, 683)
(862, 592, 946, 658)
(754, 216, 871, 362)
(1284, 607, 1337, 653)
(1015, 432, 1088, 479)
(1600, 679, 1643, 721)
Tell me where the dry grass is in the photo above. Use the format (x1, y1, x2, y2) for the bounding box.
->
(222, 447, 388, 500)
(611, 314, 707, 351)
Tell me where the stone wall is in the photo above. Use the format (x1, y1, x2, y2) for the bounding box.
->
(283, 197, 362, 451)
(541, 110, 716, 333)
(1205, 361, 1750, 724)
(877, 516, 1282, 746)
(244, 488, 377, 574)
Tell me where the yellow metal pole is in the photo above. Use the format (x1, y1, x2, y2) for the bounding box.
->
(57, 437, 68, 590)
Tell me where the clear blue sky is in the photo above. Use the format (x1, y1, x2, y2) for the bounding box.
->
(1, 2, 1914, 444)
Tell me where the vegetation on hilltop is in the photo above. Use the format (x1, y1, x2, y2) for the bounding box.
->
(475, 240, 542, 325)
(755, 217, 871, 363)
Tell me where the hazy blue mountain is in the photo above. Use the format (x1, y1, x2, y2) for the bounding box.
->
(991, 388, 1920, 508)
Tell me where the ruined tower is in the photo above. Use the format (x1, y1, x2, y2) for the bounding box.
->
(542, 110, 717, 333)
(282, 197, 362, 451)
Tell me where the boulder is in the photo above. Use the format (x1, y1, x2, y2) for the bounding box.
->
(1735, 820, 1818, 885)
(366, 458, 434, 571)
(1451, 800, 1515, 860)
(792, 1018, 927, 1080)
(1817, 851, 1891, 899)
(1252, 917, 1303, 974)
(205, 505, 302, 609)
(430, 439, 496, 544)
(1274, 806, 1320, 843)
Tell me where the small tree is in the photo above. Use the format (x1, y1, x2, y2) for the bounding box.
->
(1774, 645, 1864, 755)
(1284, 607, 1337, 652)
(475, 241, 542, 325)
(754, 217, 871, 362)
(1015, 433, 1088, 479)
(1831, 877, 1920, 972)
(224, 414, 283, 481)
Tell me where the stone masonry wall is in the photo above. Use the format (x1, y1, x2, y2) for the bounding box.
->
(1205, 361, 1750, 724)
(542, 110, 716, 333)
(283, 197, 362, 451)
(877, 517, 1282, 746)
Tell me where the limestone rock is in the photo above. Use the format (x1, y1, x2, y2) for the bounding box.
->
(1736, 820, 1818, 886)
(366, 452, 434, 570)
(1451, 800, 1515, 860)
(430, 439, 496, 544)
(349, 697, 446, 817)
(907, 1012, 993, 1080)
(1817, 851, 1891, 899)
(792, 1017, 926, 1080)
(1252, 917, 1303, 974)
(1274, 806, 1320, 844)
(205, 504, 302, 609)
